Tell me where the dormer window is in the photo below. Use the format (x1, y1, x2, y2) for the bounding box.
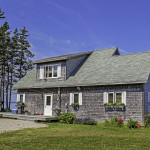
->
(44, 64, 58, 78)
(39, 63, 61, 79)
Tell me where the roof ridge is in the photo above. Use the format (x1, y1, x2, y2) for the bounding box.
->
(114, 50, 150, 57)
(33, 47, 117, 64)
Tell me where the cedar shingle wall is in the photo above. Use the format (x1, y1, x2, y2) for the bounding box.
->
(18, 84, 144, 122)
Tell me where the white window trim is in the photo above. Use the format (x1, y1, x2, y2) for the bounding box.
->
(44, 63, 61, 79)
(104, 91, 126, 105)
(108, 92, 115, 103)
(17, 93, 25, 103)
(70, 92, 82, 105)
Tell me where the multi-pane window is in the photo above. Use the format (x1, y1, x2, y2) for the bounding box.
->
(44, 65, 58, 78)
(108, 92, 122, 103)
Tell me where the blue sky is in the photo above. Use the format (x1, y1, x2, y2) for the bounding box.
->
(1, 0, 150, 60)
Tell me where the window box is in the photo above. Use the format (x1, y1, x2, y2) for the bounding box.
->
(104, 105, 114, 111)
(71, 103, 79, 111)
(104, 103, 125, 111)
(114, 105, 125, 111)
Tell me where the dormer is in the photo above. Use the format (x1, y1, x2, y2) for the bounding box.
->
(33, 51, 93, 82)
(39, 63, 61, 79)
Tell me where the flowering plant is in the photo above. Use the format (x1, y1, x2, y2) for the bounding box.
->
(117, 118, 124, 127)
(137, 123, 140, 128)
(117, 118, 123, 123)
(71, 103, 79, 110)
(104, 117, 124, 127)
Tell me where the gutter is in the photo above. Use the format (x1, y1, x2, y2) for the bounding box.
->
(13, 81, 146, 90)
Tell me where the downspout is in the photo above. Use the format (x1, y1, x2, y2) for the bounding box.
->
(58, 87, 61, 108)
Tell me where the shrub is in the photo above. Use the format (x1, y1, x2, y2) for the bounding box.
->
(58, 113, 76, 124)
(103, 119, 110, 126)
(145, 114, 150, 127)
(109, 116, 118, 127)
(127, 118, 138, 129)
(74, 118, 97, 125)
(103, 116, 124, 127)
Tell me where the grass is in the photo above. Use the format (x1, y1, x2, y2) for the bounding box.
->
(0, 123, 150, 150)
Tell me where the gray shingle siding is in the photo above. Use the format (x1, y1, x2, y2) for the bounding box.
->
(18, 84, 144, 122)
(144, 75, 150, 115)
(66, 55, 88, 79)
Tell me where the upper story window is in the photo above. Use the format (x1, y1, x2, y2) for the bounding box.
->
(39, 63, 61, 79)
(44, 64, 58, 78)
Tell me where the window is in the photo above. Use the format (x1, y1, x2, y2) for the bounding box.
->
(70, 93, 82, 105)
(39, 63, 61, 79)
(19, 95, 23, 102)
(103, 92, 126, 105)
(17, 94, 25, 103)
(46, 96, 51, 106)
(108, 93, 113, 103)
(44, 64, 59, 78)
(116, 93, 122, 103)
(74, 94, 79, 103)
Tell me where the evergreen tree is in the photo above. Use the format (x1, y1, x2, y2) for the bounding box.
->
(0, 8, 5, 20)
(0, 9, 34, 111)
(8, 28, 19, 109)
(15, 27, 34, 79)
(0, 22, 11, 110)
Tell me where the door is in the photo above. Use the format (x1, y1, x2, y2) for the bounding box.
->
(44, 94, 53, 116)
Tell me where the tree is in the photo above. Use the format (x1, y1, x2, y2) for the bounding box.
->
(0, 22, 11, 110)
(0, 8, 5, 111)
(0, 8, 34, 111)
(15, 27, 34, 80)
(0, 8, 5, 20)
(8, 28, 19, 109)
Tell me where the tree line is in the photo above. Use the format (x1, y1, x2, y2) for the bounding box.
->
(0, 9, 34, 111)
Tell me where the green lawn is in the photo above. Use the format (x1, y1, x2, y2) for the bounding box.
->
(0, 123, 150, 150)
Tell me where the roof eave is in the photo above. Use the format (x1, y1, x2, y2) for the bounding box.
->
(13, 81, 146, 90)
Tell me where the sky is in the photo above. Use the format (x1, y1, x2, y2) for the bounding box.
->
(1, 0, 150, 60)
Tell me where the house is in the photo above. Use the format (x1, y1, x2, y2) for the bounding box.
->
(13, 47, 150, 123)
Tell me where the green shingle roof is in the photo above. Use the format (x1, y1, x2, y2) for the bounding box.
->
(13, 47, 150, 89)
